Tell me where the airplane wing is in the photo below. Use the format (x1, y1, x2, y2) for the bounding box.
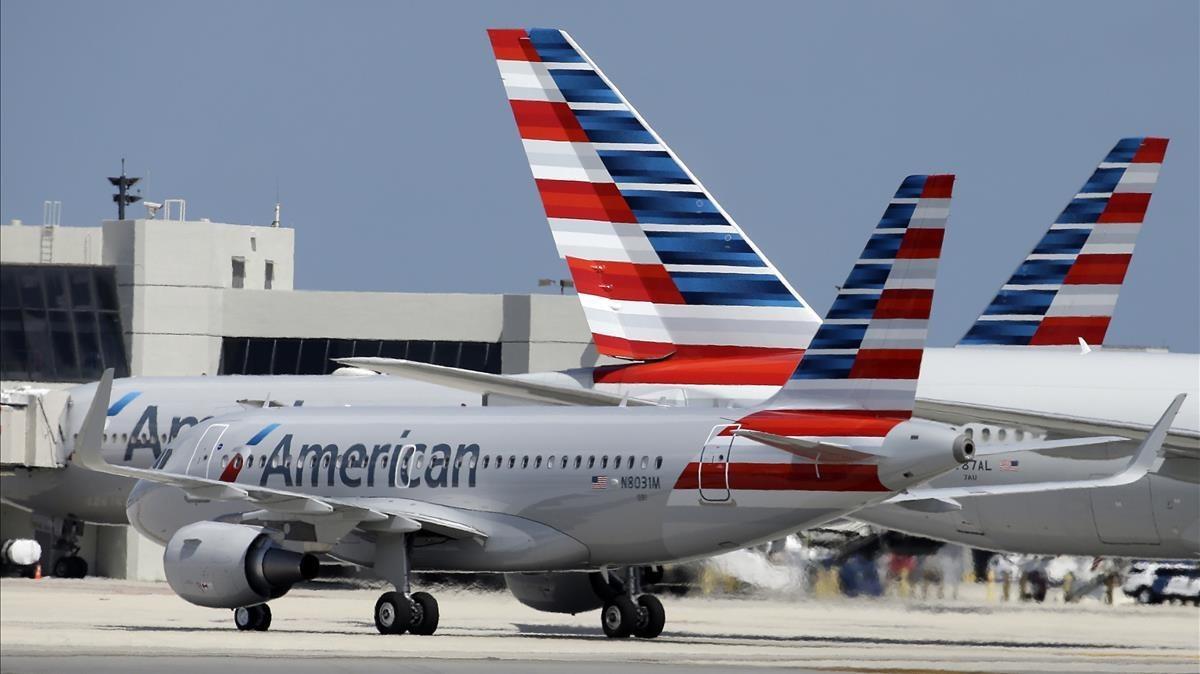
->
(914, 397, 1199, 459)
(888, 393, 1185, 512)
(336, 357, 661, 407)
(73, 369, 486, 542)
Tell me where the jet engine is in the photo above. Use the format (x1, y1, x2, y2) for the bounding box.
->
(162, 521, 318, 609)
(877, 419, 975, 490)
(505, 571, 616, 614)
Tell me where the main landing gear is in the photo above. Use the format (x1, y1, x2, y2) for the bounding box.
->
(234, 604, 272, 631)
(372, 533, 440, 636)
(600, 566, 666, 639)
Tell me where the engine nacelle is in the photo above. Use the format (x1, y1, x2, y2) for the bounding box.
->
(505, 572, 613, 614)
(163, 521, 318, 609)
(877, 419, 975, 490)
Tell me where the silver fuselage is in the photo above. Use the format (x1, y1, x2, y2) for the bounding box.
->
(5, 347, 1197, 558)
(125, 406, 933, 571)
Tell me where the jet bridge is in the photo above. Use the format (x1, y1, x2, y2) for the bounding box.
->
(0, 387, 68, 470)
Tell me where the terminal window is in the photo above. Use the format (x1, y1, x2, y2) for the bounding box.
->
(219, 337, 502, 375)
(0, 264, 131, 382)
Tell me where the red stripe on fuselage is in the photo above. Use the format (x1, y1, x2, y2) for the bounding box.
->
(510, 100, 588, 142)
(535, 180, 637, 223)
(487, 28, 541, 62)
(729, 409, 909, 437)
(218, 454, 244, 483)
(568, 257, 686, 304)
(1062, 253, 1132, 285)
(1030, 316, 1111, 345)
(592, 346, 803, 385)
(674, 462, 887, 492)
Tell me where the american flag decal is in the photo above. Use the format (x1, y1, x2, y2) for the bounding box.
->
(592, 475, 609, 489)
(1000, 459, 1020, 471)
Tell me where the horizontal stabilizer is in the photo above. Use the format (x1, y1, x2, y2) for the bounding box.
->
(732, 428, 881, 463)
(336, 357, 661, 407)
(889, 393, 1185, 503)
(972, 435, 1126, 456)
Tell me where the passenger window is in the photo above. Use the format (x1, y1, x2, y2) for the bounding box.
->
(483, 456, 491, 469)
(587, 456, 595, 469)
(640, 456, 648, 469)
(535, 456, 542, 469)
(574, 456, 582, 469)
(469, 455, 477, 469)
(415, 455, 424, 470)
(627, 455, 634, 468)
(655, 456, 662, 470)
(508, 456, 516, 469)
(561, 456, 568, 469)
(548, 455, 555, 469)
(601, 456, 609, 469)
(382, 455, 389, 467)
(521, 456, 529, 469)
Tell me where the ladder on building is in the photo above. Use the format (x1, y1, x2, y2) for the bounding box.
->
(40, 200, 61, 263)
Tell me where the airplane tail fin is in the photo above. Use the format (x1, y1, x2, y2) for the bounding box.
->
(488, 28, 821, 360)
(960, 137, 1168, 347)
(762, 175, 955, 414)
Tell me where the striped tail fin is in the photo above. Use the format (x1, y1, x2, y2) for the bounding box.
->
(763, 175, 955, 413)
(488, 28, 822, 361)
(960, 137, 1168, 347)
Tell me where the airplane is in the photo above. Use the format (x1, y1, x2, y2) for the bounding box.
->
(71, 182, 1184, 636)
(3, 27, 1194, 580)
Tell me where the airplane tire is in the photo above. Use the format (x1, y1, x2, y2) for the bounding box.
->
(375, 591, 414, 635)
(601, 596, 637, 639)
(409, 592, 440, 635)
(235, 605, 269, 631)
(633, 595, 665, 639)
(53, 556, 88, 579)
(254, 604, 272, 631)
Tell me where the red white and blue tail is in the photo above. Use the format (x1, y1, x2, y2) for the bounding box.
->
(488, 28, 821, 361)
(960, 137, 1168, 346)
(763, 175, 955, 413)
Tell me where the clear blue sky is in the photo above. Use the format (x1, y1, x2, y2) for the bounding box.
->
(2, 1, 1197, 350)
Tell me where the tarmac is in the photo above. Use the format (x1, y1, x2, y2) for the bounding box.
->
(1, 577, 1197, 673)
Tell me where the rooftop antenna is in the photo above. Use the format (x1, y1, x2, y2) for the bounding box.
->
(271, 178, 281, 227)
(108, 158, 141, 220)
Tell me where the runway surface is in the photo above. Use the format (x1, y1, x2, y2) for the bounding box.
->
(1, 578, 1197, 673)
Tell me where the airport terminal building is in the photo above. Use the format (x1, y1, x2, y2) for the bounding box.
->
(0, 211, 597, 579)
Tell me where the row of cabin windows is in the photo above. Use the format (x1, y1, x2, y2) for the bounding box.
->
(211, 450, 665, 473)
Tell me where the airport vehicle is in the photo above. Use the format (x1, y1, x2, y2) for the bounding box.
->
(1123, 562, 1200, 604)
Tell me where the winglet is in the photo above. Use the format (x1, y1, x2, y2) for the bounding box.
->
(1124, 392, 1185, 477)
(74, 368, 114, 473)
(1078, 337, 1092, 355)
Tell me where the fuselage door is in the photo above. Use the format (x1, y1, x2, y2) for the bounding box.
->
(698, 424, 737, 503)
(184, 424, 229, 478)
